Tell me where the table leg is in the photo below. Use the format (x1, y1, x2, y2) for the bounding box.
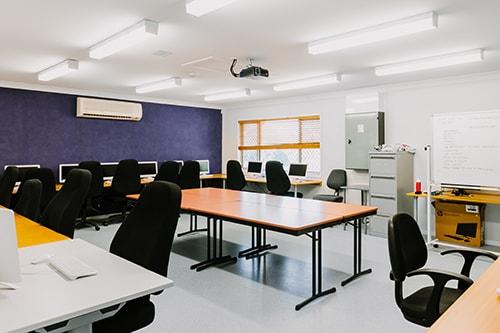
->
(190, 218, 237, 272)
(341, 218, 372, 286)
(177, 214, 208, 237)
(238, 227, 278, 259)
(295, 229, 336, 311)
(294, 185, 298, 197)
(414, 197, 419, 222)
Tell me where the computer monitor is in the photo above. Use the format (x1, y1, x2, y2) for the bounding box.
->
(59, 164, 78, 183)
(289, 164, 308, 177)
(4, 164, 41, 185)
(247, 161, 262, 174)
(197, 160, 210, 175)
(102, 162, 118, 180)
(0, 208, 21, 289)
(138, 161, 158, 178)
(456, 223, 477, 238)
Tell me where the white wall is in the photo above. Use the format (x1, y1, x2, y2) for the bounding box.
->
(222, 71, 500, 246)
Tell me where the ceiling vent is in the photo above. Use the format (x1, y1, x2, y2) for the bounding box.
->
(76, 97, 142, 121)
(181, 56, 227, 73)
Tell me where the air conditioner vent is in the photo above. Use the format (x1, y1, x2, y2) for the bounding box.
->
(76, 97, 142, 121)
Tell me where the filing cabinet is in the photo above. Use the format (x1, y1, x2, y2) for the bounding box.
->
(368, 151, 414, 237)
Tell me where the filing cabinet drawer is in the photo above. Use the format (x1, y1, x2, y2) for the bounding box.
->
(370, 156, 396, 176)
(370, 196, 396, 217)
(370, 177, 396, 196)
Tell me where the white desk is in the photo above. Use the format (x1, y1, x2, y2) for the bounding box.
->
(1, 239, 173, 333)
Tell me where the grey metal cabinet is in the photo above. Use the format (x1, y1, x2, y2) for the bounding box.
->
(368, 151, 414, 237)
(345, 112, 385, 170)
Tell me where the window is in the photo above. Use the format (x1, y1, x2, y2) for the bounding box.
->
(239, 115, 321, 174)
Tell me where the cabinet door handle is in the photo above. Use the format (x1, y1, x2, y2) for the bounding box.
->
(371, 194, 396, 200)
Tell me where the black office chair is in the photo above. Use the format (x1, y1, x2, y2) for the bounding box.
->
(313, 169, 346, 202)
(106, 159, 141, 225)
(178, 160, 200, 189)
(14, 179, 42, 221)
(76, 161, 104, 231)
(388, 213, 497, 327)
(155, 161, 180, 184)
(24, 167, 57, 212)
(0, 166, 19, 208)
(177, 160, 205, 236)
(93, 181, 181, 333)
(226, 160, 246, 190)
(40, 169, 91, 238)
(265, 161, 303, 198)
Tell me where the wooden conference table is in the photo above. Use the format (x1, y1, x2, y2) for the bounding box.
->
(4, 208, 173, 333)
(428, 258, 500, 333)
(132, 188, 377, 310)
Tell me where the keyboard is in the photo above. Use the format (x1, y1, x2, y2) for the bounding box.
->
(49, 255, 97, 280)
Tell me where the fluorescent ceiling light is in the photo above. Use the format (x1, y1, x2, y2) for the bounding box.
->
(308, 11, 437, 54)
(38, 59, 79, 81)
(375, 49, 483, 76)
(186, 0, 238, 17)
(273, 74, 341, 92)
(204, 89, 251, 102)
(136, 77, 182, 94)
(89, 19, 159, 59)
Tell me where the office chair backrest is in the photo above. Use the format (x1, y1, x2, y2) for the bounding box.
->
(388, 213, 428, 282)
(14, 179, 42, 221)
(265, 161, 291, 195)
(40, 169, 91, 238)
(110, 181, 181, 277)
(178, 160, 200, 189)
(326, 169, 347, 193)
(226, 160, 246, 190)
(155, 161, 180, 184)
(112, 159, 141, 195)
(78, 161, 104, 198)
(24, 167, 56, 211)
(0, 166, 19, 207)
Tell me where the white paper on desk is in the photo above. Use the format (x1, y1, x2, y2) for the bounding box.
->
(0, 208, 22, 284)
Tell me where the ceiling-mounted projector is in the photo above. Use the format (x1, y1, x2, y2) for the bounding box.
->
(230, 58, 269, 79)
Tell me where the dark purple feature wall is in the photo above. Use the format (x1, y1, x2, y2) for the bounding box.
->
(0, 87, 222, 175)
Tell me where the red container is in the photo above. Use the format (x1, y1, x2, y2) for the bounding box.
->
(415, 180, 422, 194)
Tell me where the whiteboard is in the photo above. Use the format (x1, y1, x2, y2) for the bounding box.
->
(433, 110, 500, 189)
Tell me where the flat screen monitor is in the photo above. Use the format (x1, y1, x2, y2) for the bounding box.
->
(138, 161, 158, 178)
(59, 164, 78, 183)
(197, 160, 210, 175)
(247, 161, 262, 174)
(102, 162, 118, 179)
(289, 164, 308, 177)
(456, 223, 477, 238)
(4, 165, 41, 184)
(0, 208, 21, 289)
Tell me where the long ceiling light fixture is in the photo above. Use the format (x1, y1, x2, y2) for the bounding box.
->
(186, 0, 239, 17)
(204, 88, 251, 102)
(38, 59, 79, 81)
(308, 12, 437, 55)
(89, 19, 159, 59)
(273, 73, 341, 92)
(136, 77, 182, 94)
(375, 49, 484, 76)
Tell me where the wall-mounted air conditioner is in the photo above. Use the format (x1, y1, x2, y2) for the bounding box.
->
(76, 97, 143, 121)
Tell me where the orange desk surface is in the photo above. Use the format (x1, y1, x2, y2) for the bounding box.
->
(15, 212, 68, 248)
(428, 258, 500, 333)
(406, 191, 500, 205)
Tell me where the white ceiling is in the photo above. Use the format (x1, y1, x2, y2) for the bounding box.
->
(1, 0, 500, 107)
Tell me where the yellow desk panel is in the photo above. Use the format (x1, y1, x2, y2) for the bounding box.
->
(15, 213, 68, 248)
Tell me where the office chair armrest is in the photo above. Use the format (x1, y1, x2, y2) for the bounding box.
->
(441, 248, 497, 287)
(407, 268, 473, 323)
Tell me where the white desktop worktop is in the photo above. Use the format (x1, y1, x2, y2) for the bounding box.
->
(0, 239, 173, 333)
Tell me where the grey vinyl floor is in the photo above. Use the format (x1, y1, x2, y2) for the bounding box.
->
(76, 214, 491, 333)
